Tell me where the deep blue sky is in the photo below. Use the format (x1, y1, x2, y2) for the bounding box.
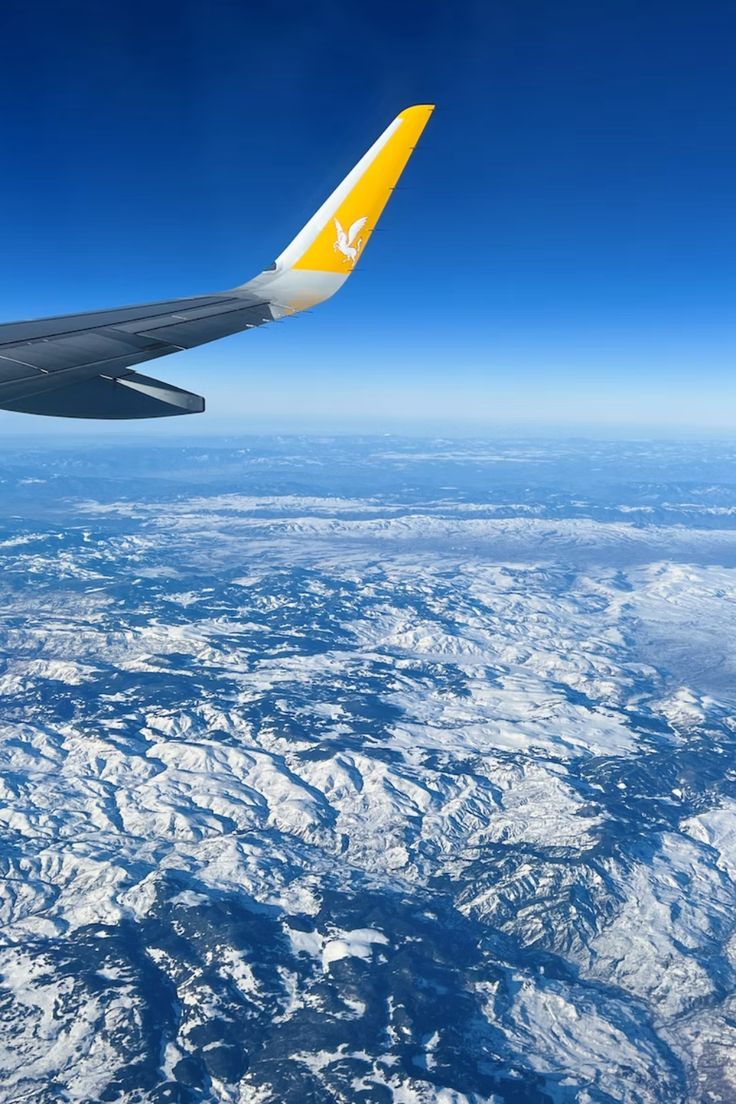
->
(1, 0, 735, 435)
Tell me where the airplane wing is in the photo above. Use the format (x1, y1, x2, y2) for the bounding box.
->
(0, 104, 434, 419)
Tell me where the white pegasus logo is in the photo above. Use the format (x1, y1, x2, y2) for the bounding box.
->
(333, 216, 367, 264)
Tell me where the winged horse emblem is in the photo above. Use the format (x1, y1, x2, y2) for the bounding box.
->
(333, 216, 367, 264)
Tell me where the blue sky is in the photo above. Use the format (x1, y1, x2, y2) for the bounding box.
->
(1, 0, 735, 436)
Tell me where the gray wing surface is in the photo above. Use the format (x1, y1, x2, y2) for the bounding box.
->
(0, 289, 274, 419)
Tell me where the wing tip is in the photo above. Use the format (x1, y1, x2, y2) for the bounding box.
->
(398, 104, 436, 121)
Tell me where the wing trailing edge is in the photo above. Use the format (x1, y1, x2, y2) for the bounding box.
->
(1, 371, 205, 419)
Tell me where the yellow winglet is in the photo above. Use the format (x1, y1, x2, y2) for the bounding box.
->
(281, 105, 435, 275)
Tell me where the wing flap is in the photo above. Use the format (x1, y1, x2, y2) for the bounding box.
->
(0, 329, 172, 374)
(0, 371, 205, 419)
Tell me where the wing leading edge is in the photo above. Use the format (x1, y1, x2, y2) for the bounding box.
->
(0, 105, 434, 419)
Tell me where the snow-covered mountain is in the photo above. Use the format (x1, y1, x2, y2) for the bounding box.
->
(1, 435, 735, 1103)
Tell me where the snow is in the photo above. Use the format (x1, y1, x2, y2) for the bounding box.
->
(322, 928, 390, 970)
(2, 436, 736, 1101)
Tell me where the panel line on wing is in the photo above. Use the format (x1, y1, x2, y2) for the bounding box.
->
(0, 295, 255, 348)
